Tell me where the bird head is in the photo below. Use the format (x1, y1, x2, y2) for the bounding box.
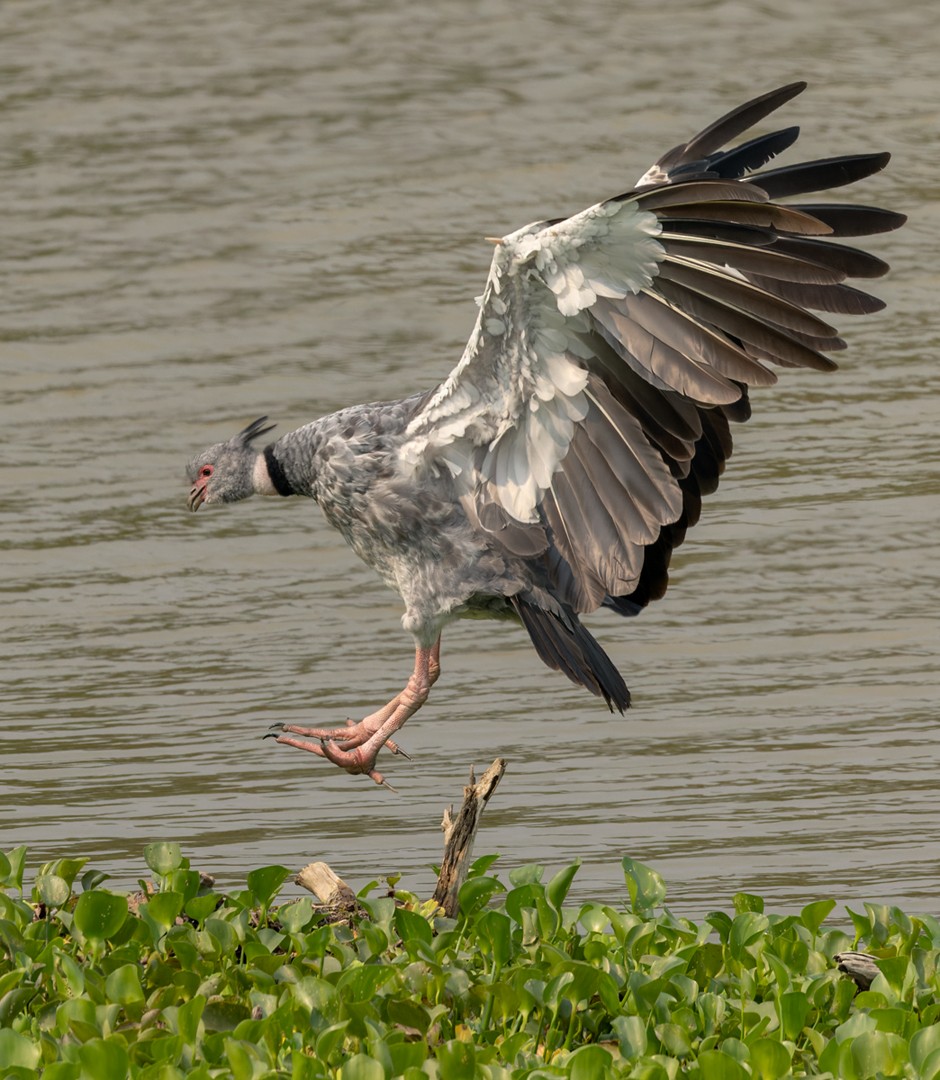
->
(186, 417, 276, 511)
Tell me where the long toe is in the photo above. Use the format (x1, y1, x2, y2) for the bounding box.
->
(319, 738, 376, 776)
(318, 739, 396, 788)
(386, 739, 411, 760)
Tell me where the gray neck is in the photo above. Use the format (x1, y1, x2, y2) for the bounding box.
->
(265, 422, 326, 499)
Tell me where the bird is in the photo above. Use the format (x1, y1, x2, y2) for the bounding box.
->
(186, 82, 904, 788)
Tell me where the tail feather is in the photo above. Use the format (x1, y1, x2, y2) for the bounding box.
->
(511, 596, 631, 713)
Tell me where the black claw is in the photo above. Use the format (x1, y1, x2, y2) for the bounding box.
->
(262, 732, 280, 741)
(268, 722, 285, 731)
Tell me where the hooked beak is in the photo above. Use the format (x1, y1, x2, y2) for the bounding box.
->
(187, 482, 207, 512)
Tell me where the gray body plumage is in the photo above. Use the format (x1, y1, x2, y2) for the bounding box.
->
(187, 82, 904, 743)
(274, 397, 534, 629)
(265, 395, 625, 701)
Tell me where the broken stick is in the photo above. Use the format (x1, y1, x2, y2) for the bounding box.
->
(432, 758, 506, 917)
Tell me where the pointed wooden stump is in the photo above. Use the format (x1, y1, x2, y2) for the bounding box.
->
(432, 758, 507, 917)
(295, 861, 359, 912)
(293, 758, 507, 920)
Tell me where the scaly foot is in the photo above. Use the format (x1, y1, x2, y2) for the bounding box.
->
(263, 638, 439, 787)
(267, 718, 410, 758)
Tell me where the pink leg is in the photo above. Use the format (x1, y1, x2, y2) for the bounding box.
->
(267, 639, 440, 787)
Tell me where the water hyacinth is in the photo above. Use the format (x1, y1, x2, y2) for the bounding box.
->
(2, 844, 940, 1078)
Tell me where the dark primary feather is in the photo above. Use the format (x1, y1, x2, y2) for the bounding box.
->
(641, 81, 808, 182)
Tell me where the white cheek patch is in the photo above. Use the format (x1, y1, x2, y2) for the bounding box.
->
(252, 454, 278, 496)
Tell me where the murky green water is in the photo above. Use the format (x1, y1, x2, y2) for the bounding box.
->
(2, 0, 938, 914)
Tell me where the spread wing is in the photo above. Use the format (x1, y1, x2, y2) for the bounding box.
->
(400, 82, 904, 614)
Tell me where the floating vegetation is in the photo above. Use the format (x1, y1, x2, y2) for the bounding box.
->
(2, 843, 940, 1078)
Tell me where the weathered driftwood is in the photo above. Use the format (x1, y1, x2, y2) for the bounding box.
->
(295, 861, 359, 909)
(834, 950, 881, 991)
(432, 758, 507, 918)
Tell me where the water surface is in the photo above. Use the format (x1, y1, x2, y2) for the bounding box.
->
(2, 0, 938, 915)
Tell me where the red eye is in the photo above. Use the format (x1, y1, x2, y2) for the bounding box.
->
(200, 465, 214, 478)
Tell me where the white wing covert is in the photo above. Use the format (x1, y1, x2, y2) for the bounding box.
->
(400, 82, 903, 616)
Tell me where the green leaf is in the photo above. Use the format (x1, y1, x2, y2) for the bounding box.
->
(504, 882, 543, 926)
(508, 864, 543, 887)
(749, 1037, 792, 1080)
(706, 911, 734, 944)
(697, 1048, 750, 1080)
(278, 897, 315, 934)
(437, 1039, 476, 1080)
(910, 1024, 940, 1074)
(0, 846, 26, 891)
(386, 997, 431, 1035)
(37, 873, 71, 908)
(105, 963, 144, 1004)
(801, 898, 836, 937)
(476, 909, 513, 969)
(850, 1029, 908, 1079)
(339, 1054, 386, 1080)
(80, 868, 111, 892)
(846, 905, 871, 942)
(836, 1011, 878, 1041)
(456, 874, 503, 916)
(567, 1044, 613, 1079)
(185, 893, 222, 923)
(223, 1037, 267, 1080)
(655, 1022, 692, 1056)
(729, 911, 769, 959)
(0, 1029, 40, 1070)
(246, 865, 290, 908)
(468, 852, 501, 877)
(336, 963, 393, 1002)
(145, 842, 183, 878)
(0, 986, 38, 1026)
(578, 903, 610, 933)
(77, 1037, 129, 1078)
(546, 862, 580, 912)
(54, 951, 85, 997)
(612, 1014, 648, 1059)
(875, 954, 911, 999)
(920, 1048, 940, 1080)
(388, 1040, 428, 1076)
(73, 890, 129, 941)
(39, 857, 89, 891)
(394, 906, 433, 950)
(203, 999, 250, 1032)
(622, 857, 666, 913)
(145, 891, 185, 929)
(777, 990, 811, 1042)
(315, 1020, 350, 1062)
(733, 892, 764, 914)
(688, 942, 725, 985)
(721, 1038, 749, 1063)
(163, 995, 205, 1043)
(543, 969, 575, 1009)
(290, 976, 338, 1018)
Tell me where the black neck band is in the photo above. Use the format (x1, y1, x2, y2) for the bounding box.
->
(264, 444, 294, 497)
